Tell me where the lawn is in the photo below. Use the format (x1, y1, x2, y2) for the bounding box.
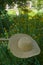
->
(7, 9, 16, 15)
(0, 10, 43, 65)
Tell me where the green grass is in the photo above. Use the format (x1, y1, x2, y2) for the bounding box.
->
(0, 13, 43, 65)
(7, 9, 16, 15)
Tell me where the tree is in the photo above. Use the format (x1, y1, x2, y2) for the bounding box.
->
(0, 0, 27, 10)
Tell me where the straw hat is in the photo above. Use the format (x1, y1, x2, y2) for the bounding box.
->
(8, 34, 40, 58)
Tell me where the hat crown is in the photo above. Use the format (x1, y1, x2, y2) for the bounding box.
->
(18, 37, 33, 52)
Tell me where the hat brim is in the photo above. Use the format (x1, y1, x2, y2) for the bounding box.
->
(8, 34, 40, 58)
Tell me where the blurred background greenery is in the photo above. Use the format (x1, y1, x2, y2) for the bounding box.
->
(0, 0, 43, 65)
